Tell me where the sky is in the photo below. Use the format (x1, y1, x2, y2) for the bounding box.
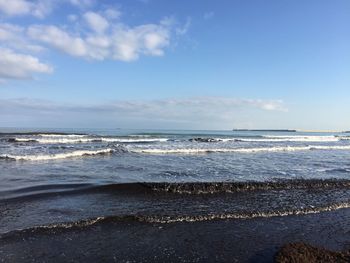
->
(0, 0, 349, 130)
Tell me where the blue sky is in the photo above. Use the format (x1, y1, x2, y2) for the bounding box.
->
(0, 0, 349, 130)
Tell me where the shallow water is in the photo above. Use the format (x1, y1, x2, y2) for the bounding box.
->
(1, 128, 350, 234)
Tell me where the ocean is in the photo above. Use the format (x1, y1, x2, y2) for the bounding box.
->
(1, 128, 350, 234)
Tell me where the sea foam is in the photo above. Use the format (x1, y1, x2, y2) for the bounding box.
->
(221, 135, 340, 142)
(0, 148, 114, 161)
(133, 145, 350, 154)
(190, 135, 347, 143)
(11, 137, 168, 144)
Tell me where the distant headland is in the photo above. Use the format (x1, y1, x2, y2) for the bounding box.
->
(232, 129, 297, 132)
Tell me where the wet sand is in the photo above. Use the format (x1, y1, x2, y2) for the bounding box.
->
(1, 208, 350, 262)
(275, 242, 350, 263)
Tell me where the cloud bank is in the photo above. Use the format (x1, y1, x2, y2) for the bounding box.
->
(0, 97, 287, 128)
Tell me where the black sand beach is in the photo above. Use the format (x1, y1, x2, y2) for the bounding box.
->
(1, 207, 350, 262)
(2, 131, 350, 262)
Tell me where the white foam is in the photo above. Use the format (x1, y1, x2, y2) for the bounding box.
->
(143, 201, 350, 223)
(99, 138, 168, 143)
(13, 138, 37, 142)
(13, 137, 168, 144)
(36, 138, 95, 144)
(0, 148, 114, 161)
(190, 135, 342, 143)
(38, 134, 87, 138)
(133, 145, 350, 154)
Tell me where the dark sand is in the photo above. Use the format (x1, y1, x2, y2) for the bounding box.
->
(275, 242, 350, 263)
(1, 208, 350, 262)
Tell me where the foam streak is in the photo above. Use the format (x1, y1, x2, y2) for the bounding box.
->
(0, 148, 114, 161)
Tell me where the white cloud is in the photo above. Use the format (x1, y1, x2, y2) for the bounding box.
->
(0, 3, 188, 75)
(69, 0, 95, 8)
(0, 0, 98, 18)
(30, 0, 55, 18)
(0, 23, 22, 41)
(83, 11, 109, 33)
(0, 0, 31, 16)
(28, 19, 173, 61)
(67, 14, 78, 22)
(28, 25, 88, 57)
(0, 48, 53, 80)
(104, 8, 121, 20)
(0, 23, 48, 83)
(0, 23, 44, 52)
(112, 24, 170, 60)
(0, 0, 54, 18)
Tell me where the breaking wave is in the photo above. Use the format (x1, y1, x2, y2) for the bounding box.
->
(133, 145, 350, 154)
(38, 134, 87, 138)
(0, 148, 115, 161)
(2, 179, 350, 237)
(2, 201, 350, 236)
(9, 137, 168, 144)
(141, 201, 350, 223)
(145, 180, 350, 194)
(190, 135, 348, 143)
(261, 135, 340, 142)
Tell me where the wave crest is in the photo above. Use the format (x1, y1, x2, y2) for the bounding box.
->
(189, 135, 347, 143)
(0, 148, 115, 161)
(133, 145, 350, 154)
(146, 180, 350, 194)
(2, 201, 349, 237)
(8, 137, 168, 144)
(141, 201, 350, 223)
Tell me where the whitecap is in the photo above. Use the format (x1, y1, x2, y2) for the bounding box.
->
(11, 137, 168, 144)
(0, 148, 114, 161)
(133, 145, 350, 154)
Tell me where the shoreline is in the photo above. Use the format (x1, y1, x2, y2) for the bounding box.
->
(1, 208, 350, 262)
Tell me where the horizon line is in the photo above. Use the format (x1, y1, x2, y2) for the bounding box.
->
(0, 127, 348, 133)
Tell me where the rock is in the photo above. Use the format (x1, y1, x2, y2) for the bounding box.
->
(189, 138, 218, 143)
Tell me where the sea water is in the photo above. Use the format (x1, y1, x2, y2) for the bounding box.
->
(1, 128, 350, 233)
